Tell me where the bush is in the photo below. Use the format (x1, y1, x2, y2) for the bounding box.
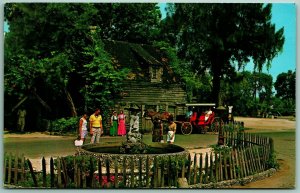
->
(50, 117, 79, 134)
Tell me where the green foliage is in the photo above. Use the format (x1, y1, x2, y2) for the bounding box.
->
(266, 152, 279, 169)
(210, 144, 232, 155)
(154, 41, 212, 102)
(222, 71, 274, 116)
(4, 154, 29, 169)
(274, 70, 295, 100)
(93, 3, 161, 44)
(273, 70, 295, 115)
(82, 32, 129, 124)
(162, 3, 284, 105)
(50, 117, 79, 134)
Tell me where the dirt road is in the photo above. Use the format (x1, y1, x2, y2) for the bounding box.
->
(235, 117, 295, 132)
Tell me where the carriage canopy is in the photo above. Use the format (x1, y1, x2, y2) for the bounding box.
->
(185, 103, 216, 107)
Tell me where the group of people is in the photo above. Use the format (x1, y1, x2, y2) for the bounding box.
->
(76, 108, 104, 146)
(152, 115, 177, 144)
(75, 108, 177, 149)
(75, 108, 139, 147)
(109, 110, 127, 136)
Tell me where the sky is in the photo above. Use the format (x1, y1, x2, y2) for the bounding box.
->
(4, 2, 296, 82)
(159, 3, 296, 82)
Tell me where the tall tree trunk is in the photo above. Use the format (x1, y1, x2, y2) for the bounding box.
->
(211, 54, 223, 107)
(65, 89, 77, 117)
(212, 72, 222, 107)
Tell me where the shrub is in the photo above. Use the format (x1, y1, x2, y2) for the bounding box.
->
(50, 117, 79, 134)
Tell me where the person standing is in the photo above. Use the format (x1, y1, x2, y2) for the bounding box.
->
(17, 108, 26, 132)
(167, 116, 176, 144)
(118, 110, 126, 136)
(79, 113, 88, 142)
(89, 108, 103, 144)
(110, 111, 118, 136)
(152, 117, 163, 142)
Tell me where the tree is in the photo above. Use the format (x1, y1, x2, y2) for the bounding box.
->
(82, 32, 129, 118)
(274, 70, 295, 101)
(4, 3, 99, 117)
(274, 70, 295, 114)
(153, 41, 212, 102)
(5, 3, 162, 119)
(222, 71, 273, 116)
(165, 3, 284, 106)
(92, 3, 162, 44)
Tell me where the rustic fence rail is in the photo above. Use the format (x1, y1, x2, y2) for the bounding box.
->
(4, 131, 274, 188)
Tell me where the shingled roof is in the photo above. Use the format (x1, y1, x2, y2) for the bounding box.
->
(102, 40, 177, 83)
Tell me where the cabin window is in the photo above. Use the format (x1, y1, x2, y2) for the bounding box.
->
(150, 66, 162, 82)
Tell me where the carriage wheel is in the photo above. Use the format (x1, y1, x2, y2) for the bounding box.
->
(181, 122, 193, 135)
(210, 118, 224, 134)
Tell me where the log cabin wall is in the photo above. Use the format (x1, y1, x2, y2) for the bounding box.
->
(115, 81, 187, 132)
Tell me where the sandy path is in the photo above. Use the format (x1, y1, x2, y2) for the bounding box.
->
(234, 117, 295, 132)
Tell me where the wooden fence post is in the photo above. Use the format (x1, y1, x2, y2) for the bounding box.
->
(269, 138, 274, 160)
(159, 158, 163, 187)
(219, 152, 223, 182)
(88, 157, 93, 188)
(228, 150, 233, 180)
(153, 156, 158, 188)
(204, 153, 209, 183)
(8, 153, 12, 184)
(187, 154, 191, 184)
(50, 157, 54, 188)
(14, 154, 18, 185)
(57, 157, 62, 188)
(74, 162, 78, 188)
(234, 149, 241, 179)
(215, 152, 219, 182)
(19, 154, 27, 183)
(114, 157, 119, 188)
(27, 159, 38, 187)
(42, 157, 47, 187)
(105, 158, 111, 188)
(255, 147, 263, 172)
(168, 156, 172, 187)
(77, 166, 81, 188)
(122, 158, 126, 187)
(239, 148, 246, 178)
(3, 153, 7, 184)
(248, 147, 255, 174)
(61, 157, 69, 188)
(193, 154, 197, 184)
(198, 153, 203, 185)
(130, 157, 134, 188)
(209, 152, 213, 182)
(223, 153, 228, 181)
(145, 156, 150, 188)
(98, 159, 102, 187)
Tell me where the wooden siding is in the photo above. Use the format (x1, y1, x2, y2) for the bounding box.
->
(118, 81, 187, 106)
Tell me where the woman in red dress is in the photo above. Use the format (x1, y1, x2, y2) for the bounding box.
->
(118, 110, 126, 136)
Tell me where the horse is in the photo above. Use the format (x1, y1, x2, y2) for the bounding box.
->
(144, 109, 172, 122)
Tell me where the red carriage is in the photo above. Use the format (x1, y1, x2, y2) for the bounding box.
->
(177, 103, 224, 135)
(143, 103, 225, 136)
